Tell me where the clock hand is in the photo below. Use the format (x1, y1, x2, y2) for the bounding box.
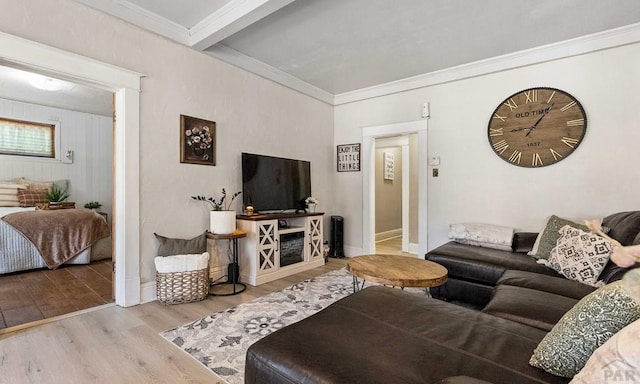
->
(525, 103, 555, 136)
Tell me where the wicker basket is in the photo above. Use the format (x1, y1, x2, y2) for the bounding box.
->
(156, 268, 210, 305)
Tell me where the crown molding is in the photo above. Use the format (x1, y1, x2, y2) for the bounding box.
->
(206, 44, 334, 104)
(334, 22, 640, 106)
(74, 0, 190, 45)
(190, 0, 296, 50)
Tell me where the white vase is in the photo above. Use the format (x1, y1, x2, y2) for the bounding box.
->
(210, 210, 236, 234)
(307, 204, 317, 213)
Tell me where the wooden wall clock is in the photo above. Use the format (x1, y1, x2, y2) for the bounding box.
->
(487, 87, 587, 168)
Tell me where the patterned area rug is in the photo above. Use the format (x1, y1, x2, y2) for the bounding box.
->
(160, 268, 424, 384)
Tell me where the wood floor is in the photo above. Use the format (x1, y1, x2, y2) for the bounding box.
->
(0, 258, 348, 383)
(375, 236, 417, 257)
(0, 260, 113, 330)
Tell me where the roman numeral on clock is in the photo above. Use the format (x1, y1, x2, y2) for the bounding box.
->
(532, 153, 543, 167)
(550, 148, 563, 161)
(489, 127, 503, 136)
(560, 101, 577, 112)
(566, 118, 584, 127)
(492, 113, 506, 122)
(503, 98, 518, 111)
(561, 137, 579, 148)
(508, 150, 522, 164)
(492, 140, 509, 154)
(525, 90, 538, 103)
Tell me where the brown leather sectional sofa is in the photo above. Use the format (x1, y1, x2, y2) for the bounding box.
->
(244, 211, 640, 383)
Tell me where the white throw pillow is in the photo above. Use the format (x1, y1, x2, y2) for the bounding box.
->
(539, 225, 612, 287)
(570, 319, 640, 383)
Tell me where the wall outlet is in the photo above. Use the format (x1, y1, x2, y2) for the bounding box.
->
(433, 168, 439, 177)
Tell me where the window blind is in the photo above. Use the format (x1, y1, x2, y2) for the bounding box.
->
(0, 117, 55, 158)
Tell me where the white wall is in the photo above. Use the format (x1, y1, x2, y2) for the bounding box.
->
(0, 0, 334, 284)
(0, 98, 113, 216)
(335, 42, 640, 254)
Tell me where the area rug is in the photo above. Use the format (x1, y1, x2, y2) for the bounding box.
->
(160, 268, 424, 384)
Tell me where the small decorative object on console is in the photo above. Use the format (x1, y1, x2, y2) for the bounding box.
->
(305, 196, 318, 213)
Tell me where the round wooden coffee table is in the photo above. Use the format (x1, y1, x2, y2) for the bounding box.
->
(346, 254, 447, 293)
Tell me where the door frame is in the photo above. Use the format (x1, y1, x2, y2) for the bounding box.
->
(362, 120, 428, 258)
(0, 32, 143, 307)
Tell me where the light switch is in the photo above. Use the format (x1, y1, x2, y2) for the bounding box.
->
(429, 156, 440, 166)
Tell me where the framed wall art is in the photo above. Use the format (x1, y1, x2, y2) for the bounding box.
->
(180, 114, 216, 166)
(383, 151, 394, 180)
(337, 143, 360, 172)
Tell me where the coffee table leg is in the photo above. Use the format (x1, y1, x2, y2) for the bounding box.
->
(352, 276, 366, 293)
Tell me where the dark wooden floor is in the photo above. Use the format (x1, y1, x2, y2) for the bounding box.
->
(0, 260, 113, 329)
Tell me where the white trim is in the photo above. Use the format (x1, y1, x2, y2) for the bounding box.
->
(204, 44, 334, 104)
(343, 245, 364, 258)
(0, 31, 143, 308)
(0, 303, 116, 335)
(74, 0, 190, 45)
(190, 0, 297, 50)
(140, 281, 157, 304)
(363, 120, 428, 257)
(334, 22, 640, 105)
(409, 242, 419, 255)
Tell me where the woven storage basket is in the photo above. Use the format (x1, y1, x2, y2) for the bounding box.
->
(156, 267, 209, 305)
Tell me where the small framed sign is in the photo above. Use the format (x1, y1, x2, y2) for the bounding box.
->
(337, 143, 361, 172)
(383, 151, 395, 180)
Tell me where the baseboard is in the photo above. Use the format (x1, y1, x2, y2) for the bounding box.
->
(375, 229, 402, 242)
(344, 245, 364, 258)
(140, 281, 157, 304)
(409, 242, 419, 255)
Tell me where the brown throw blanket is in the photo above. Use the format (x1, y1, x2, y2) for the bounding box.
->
(2, 209, 110, 269)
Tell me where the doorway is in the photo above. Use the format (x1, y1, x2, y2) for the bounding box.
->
(362, 120, 428, 258)
(374, 136, 412, 256)
(0, 32, 142, 311)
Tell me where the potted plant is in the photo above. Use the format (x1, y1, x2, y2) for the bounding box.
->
(192, 189, 241, 234)
(305, 196, 319, 213)
(84, 201, 102, 211)
(46, 185, 70, 207)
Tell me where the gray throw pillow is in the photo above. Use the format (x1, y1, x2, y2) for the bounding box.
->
(529, 281, 640, 378)
(154, 231, 207, 256)
(528, 215, 589, 260)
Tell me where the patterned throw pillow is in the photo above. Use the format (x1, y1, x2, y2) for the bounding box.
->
(539, 225, 613, 287)
(14, 177, 53, 191)
(17, 189, 49, 207)
(0, 183, 26, 207)
(529, 281, 640, 378)
(571, 318, 640, 383)
(528, 215, 589, 259)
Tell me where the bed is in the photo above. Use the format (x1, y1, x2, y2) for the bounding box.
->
(0, 207, 111, 274)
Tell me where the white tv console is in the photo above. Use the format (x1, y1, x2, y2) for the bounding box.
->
(236, 212, 324, 286)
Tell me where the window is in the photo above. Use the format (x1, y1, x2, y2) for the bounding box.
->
(0, 117, 55, 158)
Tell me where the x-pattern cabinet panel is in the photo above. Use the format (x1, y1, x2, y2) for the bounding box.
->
(237, 213, 325, 286)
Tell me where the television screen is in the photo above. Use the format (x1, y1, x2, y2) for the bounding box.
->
(242, 153, 311, 213)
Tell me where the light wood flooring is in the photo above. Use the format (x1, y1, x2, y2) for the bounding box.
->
(0, 258, 348, 384)
(0, 260, 113, 330)
(375, 236, 417, 257)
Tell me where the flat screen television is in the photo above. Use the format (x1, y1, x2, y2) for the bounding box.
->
(241, 152, 311, 213)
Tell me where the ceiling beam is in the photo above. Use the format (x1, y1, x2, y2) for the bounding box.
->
(189, 0, 297, 50)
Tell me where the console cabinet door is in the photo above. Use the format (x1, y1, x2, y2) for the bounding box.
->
(257, 220, 278, 274)
(307, 216, 323, 261)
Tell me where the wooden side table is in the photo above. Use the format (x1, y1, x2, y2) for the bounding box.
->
(207, 230, 247, 296)
(347, 254, 448, 293)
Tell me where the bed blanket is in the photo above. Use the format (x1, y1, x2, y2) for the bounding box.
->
(2, 209, 110, 269)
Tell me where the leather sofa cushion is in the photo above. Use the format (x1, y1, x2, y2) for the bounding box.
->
(512, 232, 538, 253)
(436, 377, 495, 384)
(245, 286, 569, 384)
(427, 242, 561, 285)
(496, 270, 595, 300)
(483, 285, 578, 331)
(602, 211, 640, 246)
